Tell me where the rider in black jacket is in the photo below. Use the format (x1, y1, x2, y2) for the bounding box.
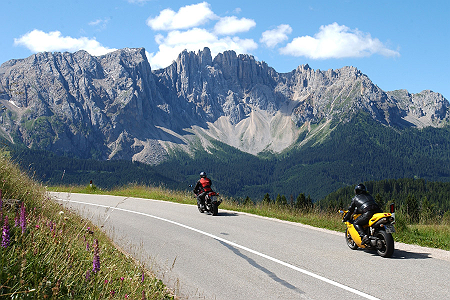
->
(344, 184, 382, 245)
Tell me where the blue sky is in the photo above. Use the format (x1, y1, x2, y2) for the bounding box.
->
(1, 0, 449, 99)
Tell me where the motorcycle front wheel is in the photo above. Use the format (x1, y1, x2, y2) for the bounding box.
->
(197, 199, 205, 213)
(374, 230, 394, 258)
(345, 228, 359, 250)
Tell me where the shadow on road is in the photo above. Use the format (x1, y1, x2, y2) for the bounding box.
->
(216, 211, 239, 217)
(363, 248, 431, 259)
(217, 240, 306, 296)
(390, 249, 432, 260)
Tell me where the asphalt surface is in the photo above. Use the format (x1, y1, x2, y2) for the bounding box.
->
(51, 192, 450, 300)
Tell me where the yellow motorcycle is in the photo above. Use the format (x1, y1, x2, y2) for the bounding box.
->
(339, 204, 396, 258)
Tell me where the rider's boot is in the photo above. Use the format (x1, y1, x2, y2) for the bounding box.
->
(199, 198, 206, 210)
(361, 235, 370, 245)
(354, 224, 369, 245)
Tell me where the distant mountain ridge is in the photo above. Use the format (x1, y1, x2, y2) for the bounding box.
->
(0, 47, 449, 165)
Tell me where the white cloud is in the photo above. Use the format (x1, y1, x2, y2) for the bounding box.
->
(280, 23, 400, 59)
(146, 2, 258, 70)
(214, 16, 256, 35)
(163, 28, 217, 46)
(14, 29, 117, 56)
(88, 18, 109, 31)
(260, 24, 292, 48)
(148, 28, 257, 69)
(88, 19, 103, 26)
(146, 2, 216, 31)
(127, 0, 150, 4)
(280, 22, 400, 59)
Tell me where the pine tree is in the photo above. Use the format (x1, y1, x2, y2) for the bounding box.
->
(375, 193, 385, 210)
(405, 193, 420, 223)
(275, 194, 282, 206)
(420, 196, 433, 223)
(243, 196, 254, 206)
(295, 193, 306, 209)
(262, 193, 272, 205)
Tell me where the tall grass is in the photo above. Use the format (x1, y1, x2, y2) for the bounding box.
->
(1, 151, 174, 299)
(49, 183, 450, 251)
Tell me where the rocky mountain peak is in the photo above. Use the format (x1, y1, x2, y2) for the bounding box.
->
(0, 47, 448, 165)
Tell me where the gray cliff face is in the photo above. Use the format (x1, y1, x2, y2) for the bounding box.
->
(0, 48, 169, 163)
(0, 47, 449, 164)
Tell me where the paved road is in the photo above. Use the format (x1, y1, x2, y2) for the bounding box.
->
(51, 192, 450, 300)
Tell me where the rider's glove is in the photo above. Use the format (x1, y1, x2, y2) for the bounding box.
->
(343, 211, 351, 222)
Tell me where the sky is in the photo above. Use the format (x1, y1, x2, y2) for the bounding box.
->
(1, 0, 449, 100)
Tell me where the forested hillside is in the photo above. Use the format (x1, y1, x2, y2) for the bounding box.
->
(154, 113, 450, 200)
(8, 146, 178, 190)
(317, 178, 450, 223)
(5, 113, 450, 204)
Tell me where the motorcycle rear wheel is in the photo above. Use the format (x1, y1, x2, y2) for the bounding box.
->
(375, 230, 394, 258)
(211, 202, 218, 216)
(345, 228, 358, 250)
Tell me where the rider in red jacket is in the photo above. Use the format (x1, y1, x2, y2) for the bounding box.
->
(193, 171, 212, 210)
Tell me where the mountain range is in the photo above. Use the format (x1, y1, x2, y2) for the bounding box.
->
(1, 47, 449, 199)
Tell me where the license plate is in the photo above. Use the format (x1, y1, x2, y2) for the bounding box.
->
(385, 224, 396, 233)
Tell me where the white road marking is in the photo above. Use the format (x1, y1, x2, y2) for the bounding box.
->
(57, 198, 380, 300)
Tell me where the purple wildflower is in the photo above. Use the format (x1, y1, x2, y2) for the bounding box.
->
(0, 189, 3, 221)
(2, 215, 10, 248)
(141, 270, 145, 283)
(85, 270, 91, 281)
(92, 239, 100, 273)
(19, 202, 26, 234)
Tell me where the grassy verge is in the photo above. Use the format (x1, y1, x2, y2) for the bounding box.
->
(48, 184, 450, 252)
(1, 152, 174, 299)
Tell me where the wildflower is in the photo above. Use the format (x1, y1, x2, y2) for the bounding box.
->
(85, 270, 91, 281)
(125, 294, 129, 298)
(141, 270, 145, 283)
(120, 277, 124, 282)
(92, 239, 100, 273)
(0, 189, 3, 220)
(104, 279, 108, 284)
(2, 215, 10, 248)
(110, 290, 115, 296)
(20, 202, 26, 233)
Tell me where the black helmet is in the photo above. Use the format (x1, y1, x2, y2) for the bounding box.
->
(354, 184, 366, 195)
(200, 171, 207, 178)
